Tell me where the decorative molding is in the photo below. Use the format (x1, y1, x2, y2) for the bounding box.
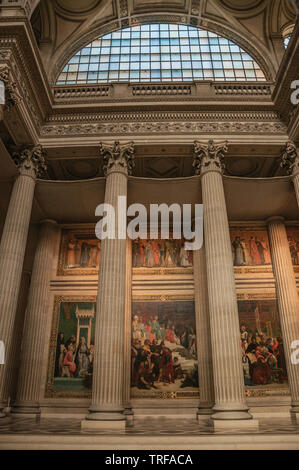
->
(132, 294, 195, 301)
(41, 119, 287, 137)
(237, 292, 277, 300)
(245, 387, 290, 398)
(45, 110, 283, 124)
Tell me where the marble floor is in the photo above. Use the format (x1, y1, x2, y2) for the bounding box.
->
(0, 416, 298, 435)
(0, 416, 299, 449)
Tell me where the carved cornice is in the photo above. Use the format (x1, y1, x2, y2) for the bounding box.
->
(0, 24, 53, 140)
(193, 139, 228, 175)
(280, 140, 299, 175)
(13, 144, 47, 177)
(100, 140, 135, 176)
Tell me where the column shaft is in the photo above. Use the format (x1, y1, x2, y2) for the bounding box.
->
(193, 246, 214, 417)
(0, 173, 36, 415)
(267, 218, 299, 413)
(12, 220, 59, 414)
(89, 170, 127, 420)
(123, 237, 133, 420)
(202, 170, 250, 420)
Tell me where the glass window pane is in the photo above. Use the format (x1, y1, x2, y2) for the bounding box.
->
(58, 23, 266, 84)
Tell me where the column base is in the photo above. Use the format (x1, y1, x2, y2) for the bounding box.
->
(82, 405, 126, 431)
(197, 408, 214, 421)
(0, 402, 9, 418)
(11, 402, 41, 417)
(124, 408, 134, 424)
(290, 411, 299, 425)
(212, 418, 259, 431)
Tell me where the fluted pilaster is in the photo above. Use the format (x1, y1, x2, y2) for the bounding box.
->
(82, 141, 134, 430)
(267, 217, 299, 417)
(0, 145, 46, 417)
(193, 246, 214, 417)
(194, 140, 252, 423)
(12, 220, 59, 415)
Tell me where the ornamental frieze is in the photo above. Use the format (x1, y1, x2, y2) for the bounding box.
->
(40, 120, 287, 137)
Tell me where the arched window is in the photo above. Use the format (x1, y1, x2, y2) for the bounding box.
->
(56, 24, 266, 85)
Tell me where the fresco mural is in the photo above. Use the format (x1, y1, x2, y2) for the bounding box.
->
(230, 229, 272, 267)
(132, 239, 193, 268)
(286, 228, 299, 266)
(131, 301, 198, 399)
(58, 230, 101, 275)
(46, 298, 96, 397)
(238, 300, 288, 387)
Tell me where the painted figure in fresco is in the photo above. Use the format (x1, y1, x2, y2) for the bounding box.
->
(249, 237, 261, 265)
(74, 240, 81, 266)
(159, 344, 175, 384)
(288, 236, 299, 265)
(67, 239, 76, 268)
(150, 340, 162, 380)
(232, 236, 245, 266)
(240, 324, 249, 353)
(255, 237, 266, 264)
(80, 242, 91, 267)
(135, 240, 145, 267)
(180, 242, 190, 267)
(62, 343, 76, 377)
(260, 238, 271, 264)
(242, 321, 286, 386)
(180, 365, 198, 388)
(251, 346, 272, 385)
(240, 239, 251, 265)
(75, 337, 90, 378)
(173, 357, 183, 380)
(65, 335, 76, 351)
(54, 332, 65, 377)
(96, 241, 101, 266)
(152, 240, 160, 266)
(151, 315, 163, 341)
(164, 240, 175, 267)
(89, 243, 98, 267)
(145, 241, 155, 267)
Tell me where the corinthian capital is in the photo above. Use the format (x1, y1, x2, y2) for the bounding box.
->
(193, 139, 228, 175)
(100, 141, 135, 176)
(280, 141, 299, 176)
(13, 145, 47, 178)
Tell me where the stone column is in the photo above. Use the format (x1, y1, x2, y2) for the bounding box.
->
(11, 220, 59, 416)
(0, 145, 46, 418)
(280, 141, 299, 208)
(267, 217, 299, 423)
(193, 246, 214, 419)
(82, 141, 134, 431)
(123, 237, 133, 423)
(193, 140, 255, 429)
